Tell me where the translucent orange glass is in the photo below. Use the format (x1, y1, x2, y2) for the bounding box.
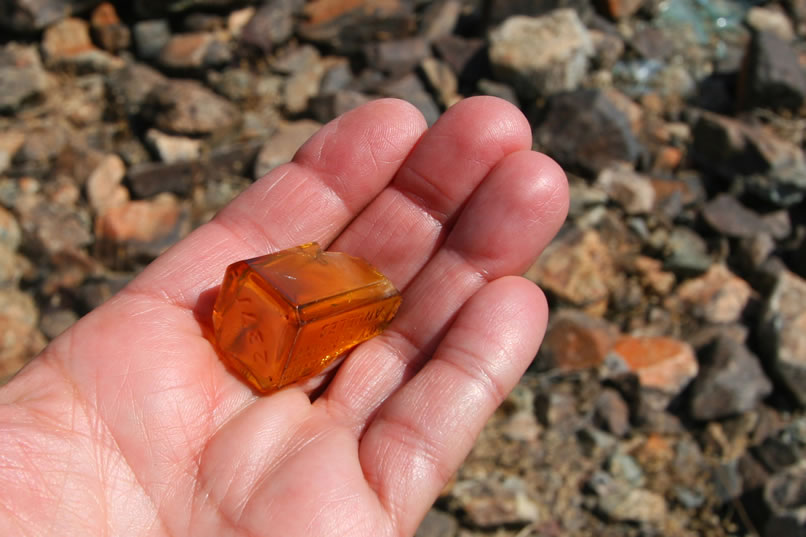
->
(212, 243, 402, 392)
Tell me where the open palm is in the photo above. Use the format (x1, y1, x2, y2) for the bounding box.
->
(0, 97, 567, 537)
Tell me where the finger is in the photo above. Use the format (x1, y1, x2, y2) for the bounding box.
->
(329, 96, 532, 289)
(125, 98, 427, 309)
(360, 277, 548, 535)
(321, 149, 568, 428)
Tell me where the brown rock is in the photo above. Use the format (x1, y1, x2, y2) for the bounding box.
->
(703, 193, 790, 240)
(632, 255, 675, 295)
(0, 289, 46, 381)
(42, 17, 124, 71)
(39, 309, 79, 340)
(537, 309, 620, 371)
(526, 229, 616, 316)
(86, 154, 129, 212)
(159, 32, 222, 70)
(254, 120, 322, 178)
(676, 264, 753, 324)
(95, 193, 189, 265)
(610, 336, 698, 398)
(21, 202, 93, 255)
(144, 79, 240, 135)
(0, 44, 48, 113)
(90, 2, 130, 52)
(597, 0, 644, 19)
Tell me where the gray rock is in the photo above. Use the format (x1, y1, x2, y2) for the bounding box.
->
(449, 475, 544, 528)
(753, 418, 806, 473)
(689, 336, 773, 420)
(378, 74, 440, 126)
(703, 193, 790, 239)
(476, 79, 519, 106)
(420, 0, 461, 40)
(143, 79, 240, 135)
(107, 62, 167, 117)
(240, 0, 298, 52)
(759, 270, 806, 406)
(489, 10, 593, 99)
(20, 201, 93, 255)
(739, 31, 806, 111)
(363, 37, 430, 76)
(663, 227, 712, 276)
(0, 207, 21, 252)
(127, 160, 198, 198)
(0, 0, 101, 31)
(534, 89, 642, 176)
(414, 509, 458, 537)
(432, 35, 487, 84)
(692, 111, 806, 207)
(254, 120, 322, 179)
(309, 90, 373, 123)
(133, 19, 172, 60)
(594, 388, 630, 437)
(764, 462, 806, 537)
(608, 453, 644, 487)
(0, 44, 48, 113)
(589, 471, 667, 524)
(595, 166, 656, 214)
(39, 309, 78, 339)
(319, 59, 354, 93)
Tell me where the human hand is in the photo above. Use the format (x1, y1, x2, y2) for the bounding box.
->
(0, 97, 568, 537)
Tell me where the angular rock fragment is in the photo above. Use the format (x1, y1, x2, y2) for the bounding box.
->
(0, 44, 48, 113)
(90, 2, 131, 53)
(739, 31, 806, 111)
(489, 10, 593, 99)
(534, 89, 642, 176)
(703, 193, 791, 239)
(254, 120, 322, 179)
(676, 264, 753, 324)
(759, 269, 806, 406)
(595, 166, 656, 214)
(536, 309, 620, 371)
(378, 74, 440, 126)
(142, 79, 240, 135)
(240, 0, 297, 51)
(689, 336, 772, 420)
(133, 19, 171, 60)
(42, 17, 124, 72)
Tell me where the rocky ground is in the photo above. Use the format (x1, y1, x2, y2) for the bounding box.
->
(1, 0, 806, 535)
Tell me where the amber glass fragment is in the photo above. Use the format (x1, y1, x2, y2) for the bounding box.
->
(212, 243, 402, 392)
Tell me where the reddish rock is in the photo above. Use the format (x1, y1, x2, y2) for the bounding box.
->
(526, 229, 616, 316)
(597, 0, 644, 19)
(676, 264, 753, 324)
(42, 17, 124, 71)
(610, 336, 698, 397)
(537, 309, 620, 371)
(632, 255, 675, 295)
(159, 32, 220, 69)
(95, 194, 189, 266)
(90, 2, 131, 52)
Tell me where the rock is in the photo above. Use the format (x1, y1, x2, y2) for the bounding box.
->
(378, 74, 441, 126)
(597, 0, 644, 19)
(746, 6, 795, 41)
(0, 207, 21, 252)
(525, 229, 616, 316)
(689, 336, 773, 421)
(589, 471, 667, 524)
(590, 28, 625, 69)
(363, 37, 430, 76)
(662, 227, 712, 276)
(143, 79, 240, 135)
(0, 0, 101, 32)
(489, 10, 593, 99)
(432, 35, 488, 84)
(608, 336, 698, 406)
(0, 245, 27, 288)
(536, 309, 620, 371)
(420, 57, 459, 108)
(145, 129, 203, 164)
(158, 32, 231, 70)
(739, 31, 806, 112)
(764, 462, 806, 537)
(535, 390, 579, 431)
(20, 201, 93, 255)
(309, 90, 373, 123)
(86, 153, 128, 212)
(534, 89, 642, 176)
(632, 255, 675, 296)
(476, 79, 519, 106)
(0, 130, 25, 176)
(278, 46, 326, 114)
(759, 269, 806, 406)
(42, 17, 124, 72)
(133, 19, 172, 60)
(39, 309, 78, 339)
(95, 193, 189, 266)
(414, 509, 458, 537)
(298, 0, 415, 53)
(0, 44, 48, 113)
(676, 264, 753, 324)
(595, 166, 656, 214)
(608, 453, 644, 486)
(319, 59, 353, 93)
(703, 193, 790, 239)
(72, 274, 132, 311)
(90, 2, 131, 53)
(595, 388, 630, 437)
(449, 475, 544, 528)
(254, 120, 322, 179)
(106, 62, 167, 117)
(126, 160, 199, 198)
(420, 0, 461, 40)
(240, 0, 297, 51)
(0, 288, 45, 381)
